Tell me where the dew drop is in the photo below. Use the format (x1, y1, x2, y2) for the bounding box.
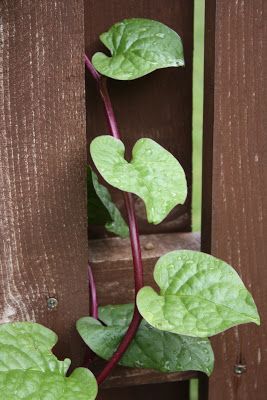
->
(135, 360, 144, 367)
(163, 361, 171, 370)
(156, 33, 165, 38)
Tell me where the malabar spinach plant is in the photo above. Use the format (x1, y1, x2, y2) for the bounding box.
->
(0, 18, 260, 399)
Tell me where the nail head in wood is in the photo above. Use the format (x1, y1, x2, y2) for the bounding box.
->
(234, 364, 247, 375)
(47, 297, 58, 310)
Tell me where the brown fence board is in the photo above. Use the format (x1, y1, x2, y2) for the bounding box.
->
(85, 0, 193, 238)
(0, 0, 88, 367)
(203, 1, 267, 399)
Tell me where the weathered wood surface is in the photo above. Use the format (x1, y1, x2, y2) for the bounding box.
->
(85, 0, 193, 238)
(88, 232, 200, 389)
(0, 0, 88, 366)
(203, 1, 267, 399)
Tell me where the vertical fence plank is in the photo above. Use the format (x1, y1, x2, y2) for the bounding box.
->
(0, 0, 88, 366)
(203, 1, 267, 399)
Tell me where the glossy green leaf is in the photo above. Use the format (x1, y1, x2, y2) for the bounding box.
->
(0, 322, 97, 400)
(0, 369, 97, 400)
(92, 18, 184, 80)
(0, 322, 70, 374)
(88, 167, 129, 238)
(90, 136, 187, 224)
(137, 250, 260, 337)
(77, 304, 214, 375)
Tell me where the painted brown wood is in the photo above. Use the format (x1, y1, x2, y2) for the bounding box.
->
(88, 232, 200, 390)
(202, 1, 267, 399)
(0, 0, 88, 367)
(99, 381, 189, 400)
(99, 364, 197, 390)
(84, 0, 193, 238)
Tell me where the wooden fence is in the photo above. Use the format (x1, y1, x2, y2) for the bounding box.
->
(0, 1, 266, 399)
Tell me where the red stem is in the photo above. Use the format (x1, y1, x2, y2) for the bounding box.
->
(85, 55, 120, 139)
(85, 54, 144, 384)
(88, 262, 98, 319)
(82, 262, 98, 368)
(85, 54, 101, 81)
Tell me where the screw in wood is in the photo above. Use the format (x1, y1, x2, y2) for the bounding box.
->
(234, 363, 247, 375)
(47, 297, 58, 310)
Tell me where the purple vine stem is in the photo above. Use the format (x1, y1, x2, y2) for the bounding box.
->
(88, 262, 98, 319)
(82, 262, 98, 368)
(85, 54, 144, 384)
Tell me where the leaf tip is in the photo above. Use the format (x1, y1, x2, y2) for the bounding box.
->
(254, 314, 261, 326)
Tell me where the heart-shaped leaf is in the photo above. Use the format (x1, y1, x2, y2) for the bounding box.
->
(77, 304, 214, 375)
(137, 250, 260, 337)
(92, 18, 184, 80)
(0, 322, 97, 400)
(90, 136, 187, 224)
(88, 167, 129, 238)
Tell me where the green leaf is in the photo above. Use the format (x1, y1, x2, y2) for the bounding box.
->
(0, 322, 70, 374)
(0, 369, 97, 400)
(90, 136, 187, 224)
(0, 322, 97, 400)
(77, 304, 214, 375)
(92, 18, 184, 80)
(88, 167, 129, 237)
(137, 250, 260, 337)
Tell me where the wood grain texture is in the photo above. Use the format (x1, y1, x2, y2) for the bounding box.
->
(85, 0, 193, 238)
(0, 0, 88, 366)
(88, 232, 200, 390)
(203, 1, 267, 398)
